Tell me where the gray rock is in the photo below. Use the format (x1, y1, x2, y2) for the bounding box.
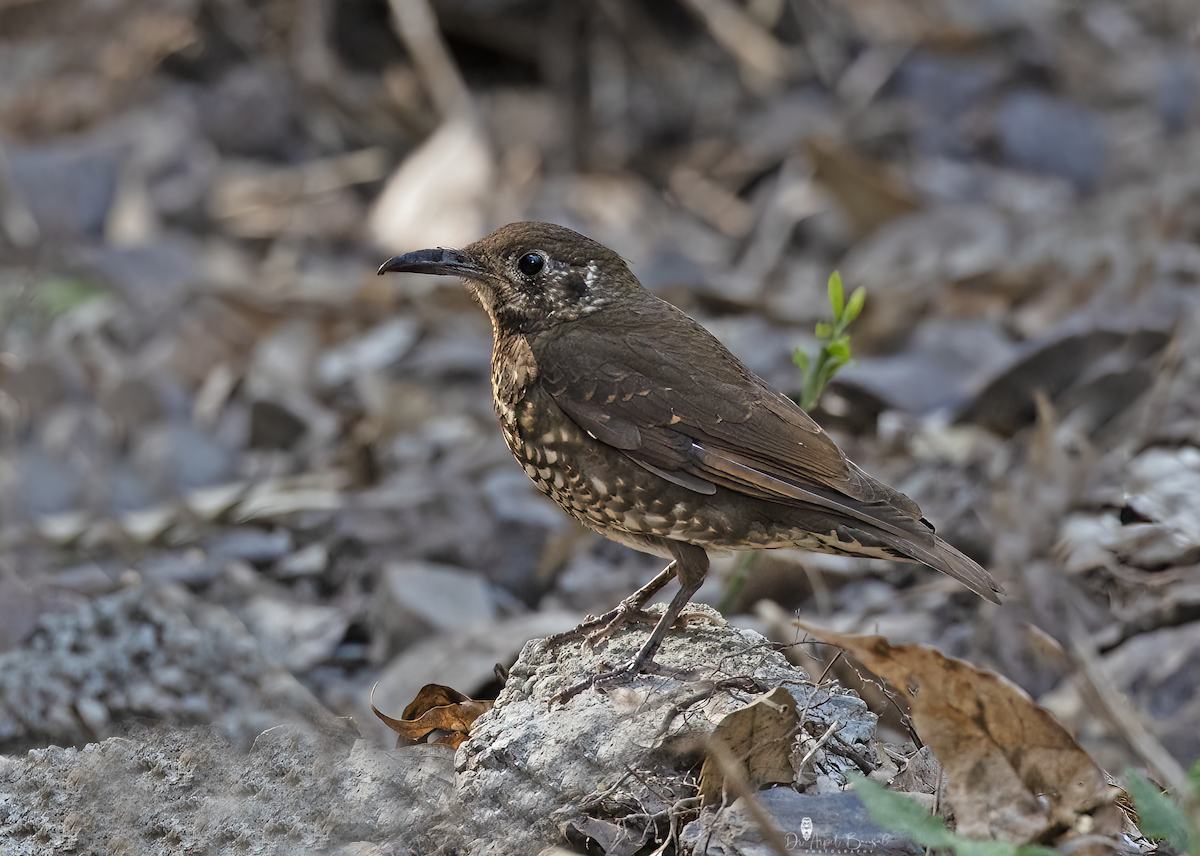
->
(369, 609, 583, 746)
(996, 92, 1108, 194)
(682, 789, 921, 855)
(371, 560, 497, 657)
(316, 317, 421, 387)
(0, 599, 877, 855)
(8, 137, 122, 239)
(205, 527, 294, 564)
(276, 542, 330, 579)
(0, 726, 451, 856)
(454, 606, 875, 855)
(0, 583, 341, 753)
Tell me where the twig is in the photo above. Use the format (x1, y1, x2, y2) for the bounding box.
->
(0, 137, 38, 248)
(706, 737, 791, 856)
(386, 0, 470, 117)
(678, 0, 788, 90)
(795, 718, 840, 773)
(646, 796, 702, 856)
(1067, 616, 1190, 796)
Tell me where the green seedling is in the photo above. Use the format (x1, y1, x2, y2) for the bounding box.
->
(792, 270, 865, 412)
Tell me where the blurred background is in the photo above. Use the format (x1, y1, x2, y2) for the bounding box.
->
(1, 0, 1199, 774)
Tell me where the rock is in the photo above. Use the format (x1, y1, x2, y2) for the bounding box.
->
(369, 610, 582, 746)
(239, 595, 350, 673)
(276, 542, 330, 579)
(369, 113, 495, 257)
(453, 605, 875, 855)
(370, 560, 498, 657)
(995, 92, 1108, 194)
(0, 583, 342, 753)
(7, 137, 122, 239)
(681, 789, 921, 855)
(0, 599, 880, 855)
(0, 725, 454, 856)
(316, 317, 421, 388)
(247, 398, 308, 450)
(1055, 445, 1200, 572)
(205, 526, 294, 565)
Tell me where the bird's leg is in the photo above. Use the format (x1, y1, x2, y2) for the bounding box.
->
(617, 543, 708, 675)
(552, 543, 710, 703)
(540, 561, 677, 651)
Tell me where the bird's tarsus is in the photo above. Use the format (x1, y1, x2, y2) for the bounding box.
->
(539, 562, 678, 653)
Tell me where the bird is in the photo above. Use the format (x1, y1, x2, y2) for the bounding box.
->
(378, 221, 1003, 692)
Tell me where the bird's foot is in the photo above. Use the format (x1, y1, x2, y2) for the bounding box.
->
(539, 597, 660, 654)
(541, 561, 683, 655)
(550, 656, 701, 705)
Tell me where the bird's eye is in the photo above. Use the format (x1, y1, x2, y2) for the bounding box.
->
(517, 253, 545, 276)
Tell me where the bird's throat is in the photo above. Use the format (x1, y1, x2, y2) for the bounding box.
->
(491, 332, 539, 431)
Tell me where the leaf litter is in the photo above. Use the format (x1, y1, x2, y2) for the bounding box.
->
(1, 0, 1199, 852)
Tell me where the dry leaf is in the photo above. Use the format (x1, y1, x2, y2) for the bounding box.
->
(373, 683, 493, 750)
(698, 685, 800, 805)
(805, 136, 919, 239)
(796, 622, 1121, 844)
(831, 0, 1018, 44)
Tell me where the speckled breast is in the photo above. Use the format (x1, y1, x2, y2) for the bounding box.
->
(492, 383, 705, 549)
(493, 379, 858, 560)
(489, 348, 907, 563)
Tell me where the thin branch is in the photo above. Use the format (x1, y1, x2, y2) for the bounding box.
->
(386, 0, 471, 118)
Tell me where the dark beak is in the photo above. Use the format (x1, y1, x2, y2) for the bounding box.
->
(377, 247, 480, 277)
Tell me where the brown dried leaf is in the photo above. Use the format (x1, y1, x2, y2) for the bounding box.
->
(831, 0, 1010, 44)
(795, 622, 1121, 844)
(698, 685, 799, 805)
(372, 683, 493, 750)
(805, 136, 919, 239)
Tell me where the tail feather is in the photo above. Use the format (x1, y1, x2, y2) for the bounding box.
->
(869, 528, 1004, 603)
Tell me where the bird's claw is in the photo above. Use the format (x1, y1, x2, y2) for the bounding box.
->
(549, 658, 697, 705)
(539, 599, 659, 653)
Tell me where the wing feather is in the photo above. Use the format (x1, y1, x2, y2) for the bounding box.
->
(533, 299, 1003, 603)
(538, 305, 869, 507)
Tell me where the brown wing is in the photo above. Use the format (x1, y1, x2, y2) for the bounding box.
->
(535, 298, 1003, 602)
(537, 300, 912, 519)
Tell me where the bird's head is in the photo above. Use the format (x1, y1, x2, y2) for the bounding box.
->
(378, 222, 642, 334)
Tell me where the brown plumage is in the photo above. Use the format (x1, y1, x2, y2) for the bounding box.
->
(379, 222, 1003, 688)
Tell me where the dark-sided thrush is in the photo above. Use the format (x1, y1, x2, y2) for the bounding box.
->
(379, 222, 1003, 690)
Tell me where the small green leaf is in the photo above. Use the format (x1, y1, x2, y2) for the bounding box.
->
(795, 273, 865, 412)
(852, 776, 1060, 856)
(34, 277, 106, 317)
(799, 379, 819, 412)
(852, 776, 954, 849)
(827, 340, 851, 362)
(1187, 758, 1200, 793)
(827, 271, 845, 317)
(844, 285, 866, 323)
(1126, 769, 1194, 851)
